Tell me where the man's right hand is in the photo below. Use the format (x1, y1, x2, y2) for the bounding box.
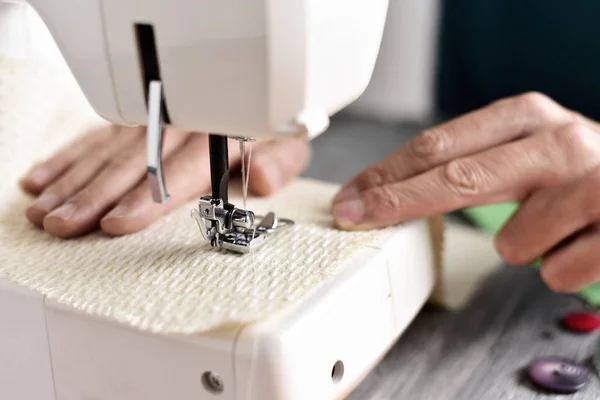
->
(332, 92, 600, 293)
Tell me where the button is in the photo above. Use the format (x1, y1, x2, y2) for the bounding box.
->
(562, 311, 600, 333)
(527, 358, 590, 393)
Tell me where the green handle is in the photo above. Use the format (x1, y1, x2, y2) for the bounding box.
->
(460, 203, 600, 308)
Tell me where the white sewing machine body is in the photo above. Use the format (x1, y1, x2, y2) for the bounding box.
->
(28, 0, 389, 138)
(1, 220, 435, 400)
(28, 0, 391, 248)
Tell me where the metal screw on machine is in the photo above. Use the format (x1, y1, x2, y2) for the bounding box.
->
(202, 371, 224, 394)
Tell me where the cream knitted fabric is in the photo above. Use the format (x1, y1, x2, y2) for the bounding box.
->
(0, 57, 395, 333)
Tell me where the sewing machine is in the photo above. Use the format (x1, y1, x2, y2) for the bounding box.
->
(28, 0, 392, 253)
(1, 1, 439, 399)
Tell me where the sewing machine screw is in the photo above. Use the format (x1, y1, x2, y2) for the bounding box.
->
(202, 371, 224, 394)
(331, 360, 345, 384)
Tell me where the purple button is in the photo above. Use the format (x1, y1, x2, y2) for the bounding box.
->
(527, 357, 590, 393)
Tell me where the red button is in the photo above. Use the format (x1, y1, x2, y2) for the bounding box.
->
(562, 311, 600, 333)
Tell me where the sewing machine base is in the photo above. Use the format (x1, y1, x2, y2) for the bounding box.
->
(0, 220, 435, 400)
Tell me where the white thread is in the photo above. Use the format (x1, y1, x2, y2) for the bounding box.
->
(245, 141, 253, 204)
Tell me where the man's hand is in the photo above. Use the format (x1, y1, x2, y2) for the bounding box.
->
(20, 126, 310, 238)
(332, 92, 600, 293)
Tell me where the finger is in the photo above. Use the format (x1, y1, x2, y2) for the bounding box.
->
(100, 135, 305, 235)
(42, 128, 192, 238)
(335, 92, 575, 202)
(25, 127, 143, 227)
(540, 225, 600, 293)
(249, 137, 311, 196)
(99, 134, 216, 235)
(333, 122, 600, 230)
(495, 167, 600, 265)
(20, 124, 116, 194)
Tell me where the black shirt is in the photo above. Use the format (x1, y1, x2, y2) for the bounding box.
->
(436, 0, 600, 120)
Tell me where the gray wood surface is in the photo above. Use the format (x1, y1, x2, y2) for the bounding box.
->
(304, 116, 600, 400)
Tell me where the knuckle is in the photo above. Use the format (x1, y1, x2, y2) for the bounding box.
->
(358, 165, 396, 189)
(515, 91, 557, 119)
(553, 123, 596, 155)
(369, 186, 403, 213)
(409, 128, 451, 163)
(442, 159, 490, 196)
(569, 111, 588, 125)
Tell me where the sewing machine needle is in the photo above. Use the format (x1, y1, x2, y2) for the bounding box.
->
(245, 142, 253, 209)
(238, 138, 254, 210)
(239, 140, 247, 209)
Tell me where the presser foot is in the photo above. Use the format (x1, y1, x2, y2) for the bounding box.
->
(191, 196, 293, 254)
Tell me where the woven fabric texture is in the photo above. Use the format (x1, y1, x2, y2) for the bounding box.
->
(0, 57, 398, 333)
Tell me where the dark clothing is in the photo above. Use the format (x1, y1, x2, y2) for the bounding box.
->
(436, 0, 600, 120)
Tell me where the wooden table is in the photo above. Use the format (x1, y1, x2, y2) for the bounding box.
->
(306, 116, 600, 400)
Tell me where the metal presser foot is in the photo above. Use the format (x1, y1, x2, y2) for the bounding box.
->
(191, 201, 293, 253)
(189, 134, 293, 254)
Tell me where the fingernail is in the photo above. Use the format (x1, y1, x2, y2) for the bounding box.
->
(47, 203, 77, 220)
(333, 198, 365, 228)
(333, 185, 359, 204)
(25, 167, 50, 185)
(102, 204, 129, 220)
(32, 193, 61, 212)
